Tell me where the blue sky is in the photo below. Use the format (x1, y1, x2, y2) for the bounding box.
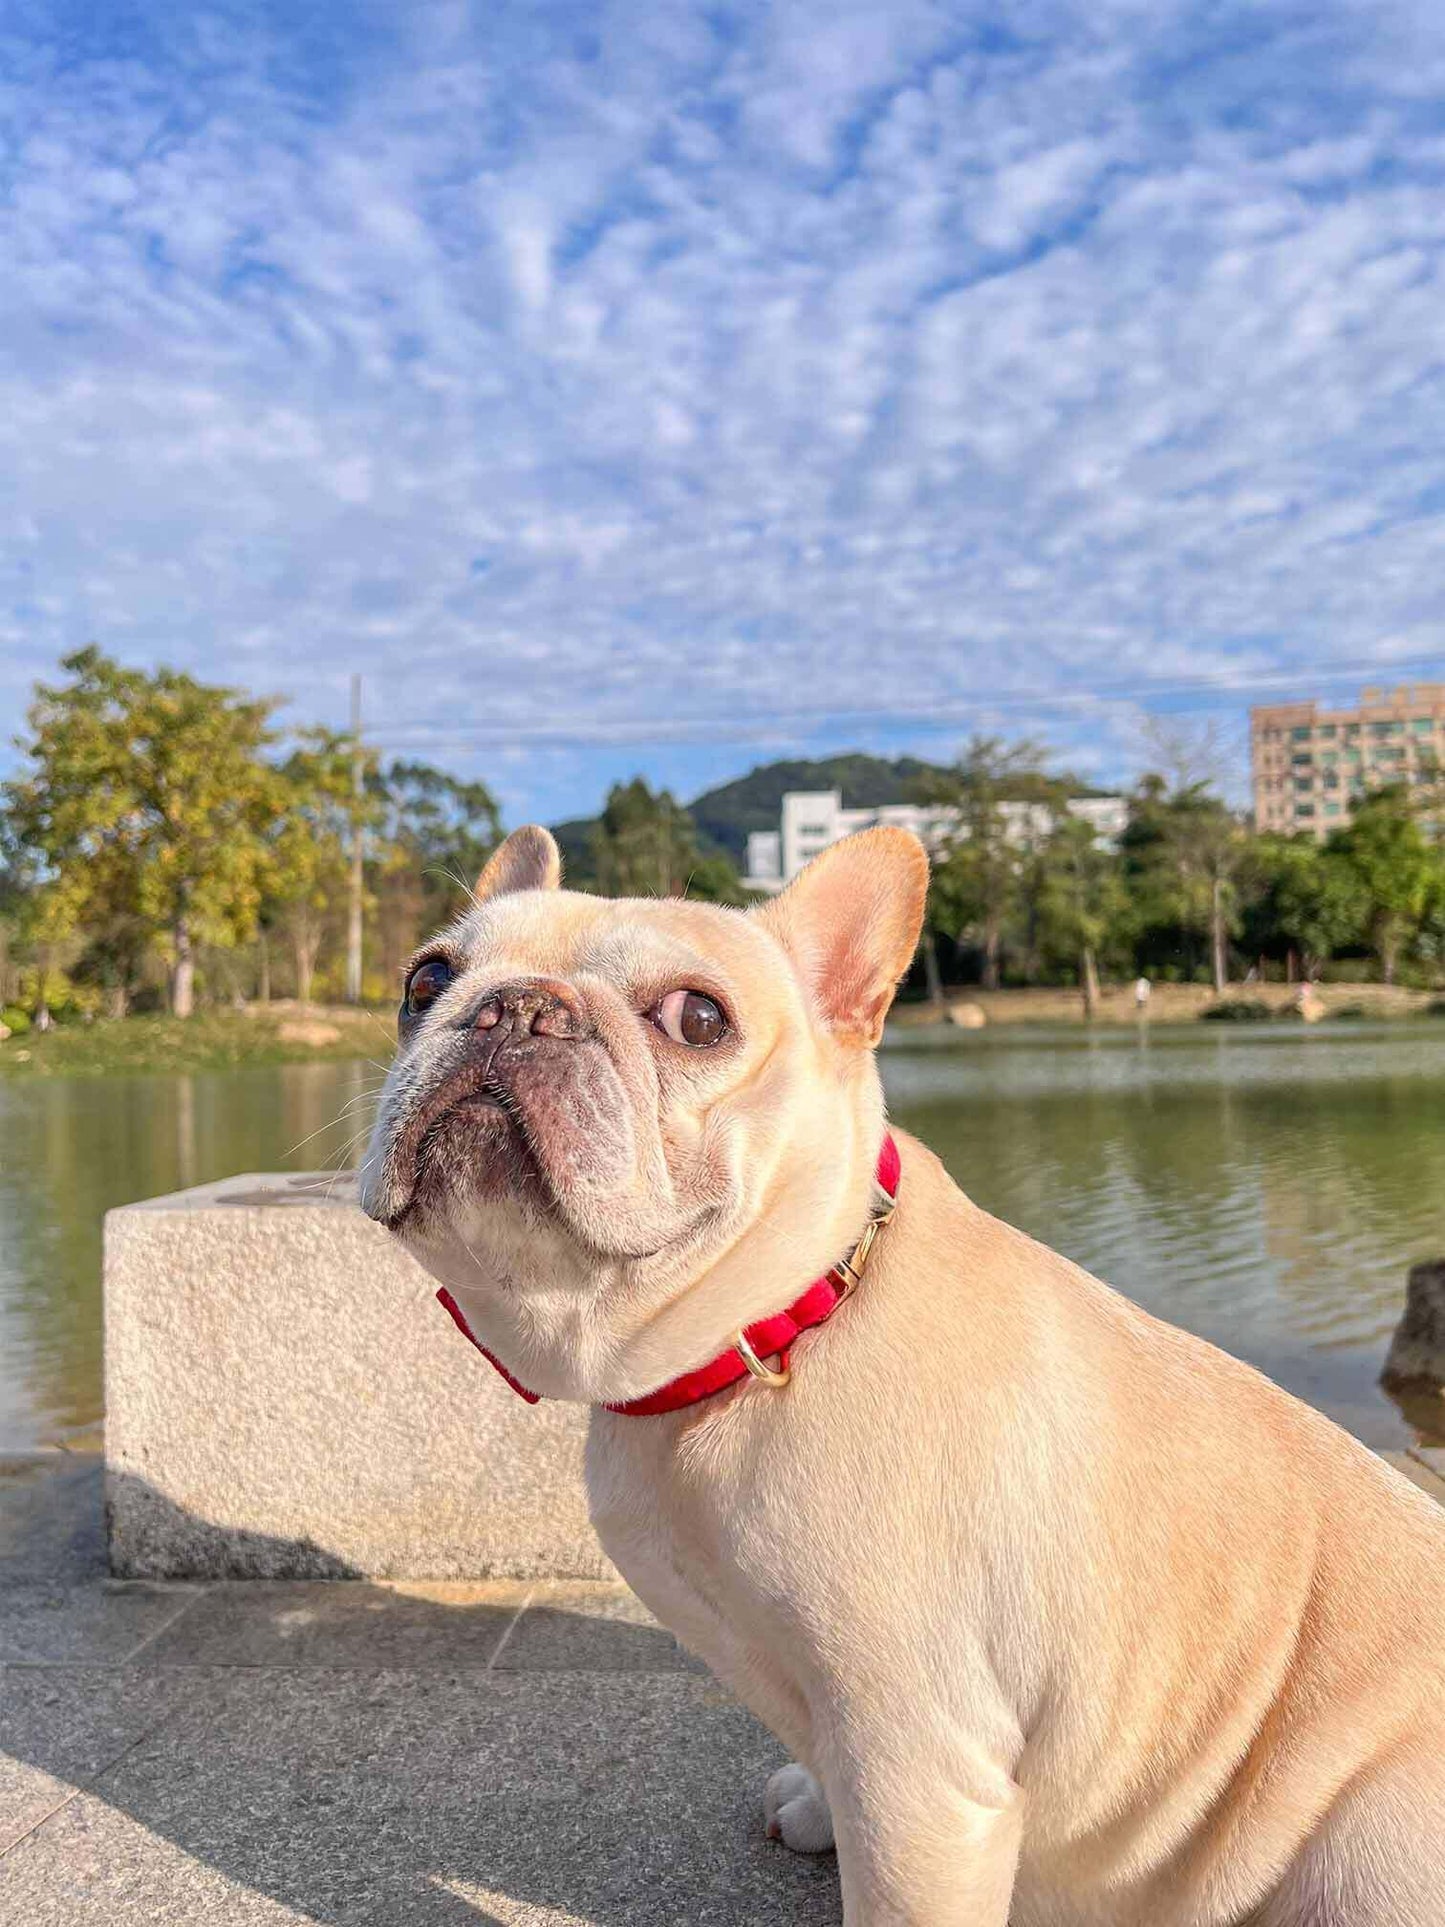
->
(5, 1, 1445, 824)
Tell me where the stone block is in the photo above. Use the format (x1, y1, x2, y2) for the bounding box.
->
(104, 1173, 611, 1581)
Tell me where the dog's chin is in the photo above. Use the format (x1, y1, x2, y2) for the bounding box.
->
(389, 1092, 553, 1232)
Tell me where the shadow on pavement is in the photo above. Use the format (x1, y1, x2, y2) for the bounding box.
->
(0, 1457, 842, 1926)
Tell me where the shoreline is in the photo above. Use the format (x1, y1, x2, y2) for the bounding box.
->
(1, 983, 1441, 1078)
(0, 1002, 393, 1079)
(890, 981, 1443, 1029)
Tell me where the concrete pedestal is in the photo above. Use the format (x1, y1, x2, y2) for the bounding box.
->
(103, 1173, 610, 1580)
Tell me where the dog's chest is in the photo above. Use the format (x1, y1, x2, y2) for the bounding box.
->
(585, 1405, 827, 1695)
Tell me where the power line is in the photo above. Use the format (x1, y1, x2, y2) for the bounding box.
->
(348, 652, 1445, 753)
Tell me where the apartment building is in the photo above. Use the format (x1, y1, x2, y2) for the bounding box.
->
(1251, 684, 1445, 838)
(744, 789, 1128, 892)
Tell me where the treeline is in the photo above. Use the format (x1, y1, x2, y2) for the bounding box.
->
(915, 738, 1445, 1008)
(2, 652, 1443, 1027)
(0, 652, 750, 1025)
(0, 650, 510, 1022)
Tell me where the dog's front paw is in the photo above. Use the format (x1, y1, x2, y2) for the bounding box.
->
(764, 1763, 835, 1853)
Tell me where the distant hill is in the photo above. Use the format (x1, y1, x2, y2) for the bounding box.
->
(687, 754, 937, 863)
(549, 748, 1112, 881)
(549, 752, 940, 881)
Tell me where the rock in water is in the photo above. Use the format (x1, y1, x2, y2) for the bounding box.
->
(947, 1002, 987, 1030)
(1382, 1260, 1445, 1392)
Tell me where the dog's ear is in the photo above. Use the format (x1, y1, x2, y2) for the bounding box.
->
(758, 827, 929, 1048)
(475, 825, 562, 900)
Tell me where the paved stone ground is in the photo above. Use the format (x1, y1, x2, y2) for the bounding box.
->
(0, 1454, 841, 1925)
(4, 1448, 1443, 1926)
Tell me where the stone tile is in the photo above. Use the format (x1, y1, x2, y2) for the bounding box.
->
(494, 1582, 702, 1673)
(139, 1579, 530, 1670)
(0, 1800, 315, 1924)
(0, 1664, 203, 1853)
(0, 1583, 200, 1667)
(1, 1670, 840, 1926)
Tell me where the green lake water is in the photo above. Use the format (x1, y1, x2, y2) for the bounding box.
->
(2, 1025, 1442, 1454)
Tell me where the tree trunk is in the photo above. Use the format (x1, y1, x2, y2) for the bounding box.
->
(294, 932, 318, 1007)
(1080, 945, 1099, 1020)
(171, 920, 195, 1019)
(1381, 926, 1397, 987)
(258, 933, 271, 1005)
(921, 927, 945, 1012)
(1210, 877, 1228, 993)
(982, 920, 1001, 993)
(105, 983, 129, 1021)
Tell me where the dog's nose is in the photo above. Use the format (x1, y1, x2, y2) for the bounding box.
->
(473, 977, 587, 1041)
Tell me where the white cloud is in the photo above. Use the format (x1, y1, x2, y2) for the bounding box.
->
(4, 0, 1445, 818)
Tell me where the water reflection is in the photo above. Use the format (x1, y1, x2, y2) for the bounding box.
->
(1, 1028, 1441, 1454)
(881, 1025, 1445, 1451)
(0, 1061, 381, 1448)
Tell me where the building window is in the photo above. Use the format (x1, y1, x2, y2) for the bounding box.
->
(1291, 726, 1312, 741)
(1294, 778, 1313, 793)
(1291, 752, 1313, 767)
(1324, 802, 1342, 816)
(1318, 723, 1337, 739)
(1413, 717, 1436, 733)
(1297, 803, 1316, 818)
(1344, 723, 1361, 738)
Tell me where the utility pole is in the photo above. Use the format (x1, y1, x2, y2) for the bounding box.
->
(345, 673, 364, 1005)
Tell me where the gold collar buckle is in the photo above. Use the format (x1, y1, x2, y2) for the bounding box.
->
(730, 1170, 899, 1389)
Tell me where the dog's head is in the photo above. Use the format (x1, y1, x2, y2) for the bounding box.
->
(359, 822, 927, 1402)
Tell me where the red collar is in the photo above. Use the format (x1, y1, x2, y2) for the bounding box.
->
(435, 1133, 902, 1419)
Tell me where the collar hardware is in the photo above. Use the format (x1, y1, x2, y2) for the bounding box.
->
(733, 1328, 793, 1386)
(434, 1132, 901, 1419)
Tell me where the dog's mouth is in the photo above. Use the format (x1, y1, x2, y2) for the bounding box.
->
(383, 1063, 549, 1233)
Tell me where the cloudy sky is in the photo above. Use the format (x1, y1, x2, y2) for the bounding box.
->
(5, 0, 1445, 824)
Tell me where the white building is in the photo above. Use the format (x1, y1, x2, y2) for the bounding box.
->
(744, 789, 1128, 893)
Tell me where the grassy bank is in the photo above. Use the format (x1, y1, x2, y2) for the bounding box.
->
(0, 1002, 394, 1078)
(890, 981, 1445, 1028)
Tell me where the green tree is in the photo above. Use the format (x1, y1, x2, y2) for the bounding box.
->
(1165, 785, 1246, 993)
(1329, 787, 1436, 984)
(373, 761, 503, 982)
(1119, 777, 1244, 989)
(1034, 812, 1128, 1017)
(589, 779, 744, 900)
(262, 732, 368, 1005)
(919, 738, 1049, 990)
(3, 648, 284, 1016)
(1250, 839, 1366, 980)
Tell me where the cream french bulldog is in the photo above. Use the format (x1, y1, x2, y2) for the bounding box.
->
(361, 823, 1445, 1926)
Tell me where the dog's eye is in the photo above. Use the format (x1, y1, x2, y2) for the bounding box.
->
(651, 989, 727, 1048)
(403, 957, 455, 1019)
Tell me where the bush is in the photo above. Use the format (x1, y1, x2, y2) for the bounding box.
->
(1201, 999, 1275, 1023)
(1330, 1002, 1370, 1021)
(0, 1005, 31, 1035)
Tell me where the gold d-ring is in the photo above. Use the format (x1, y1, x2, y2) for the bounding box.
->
(734, 1330, 791, 1387)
